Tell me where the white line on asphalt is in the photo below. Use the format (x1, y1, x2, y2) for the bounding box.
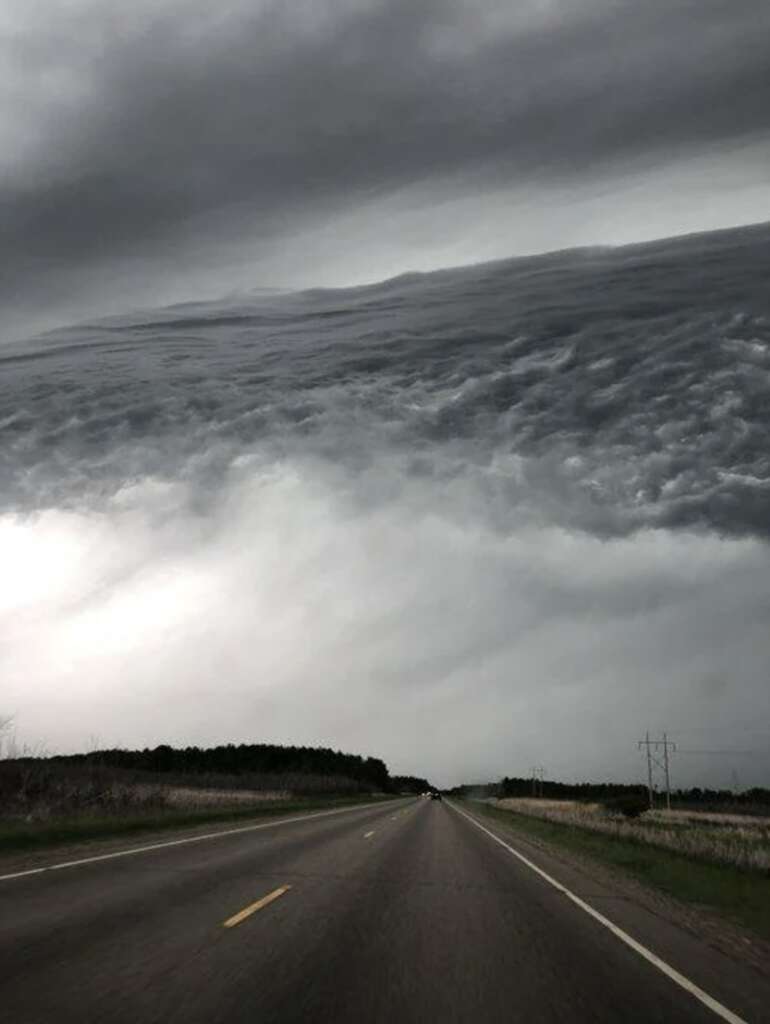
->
(0, 801, 398, 884)
(364, 831, 375, 839)
(448, 801, 747, 1024)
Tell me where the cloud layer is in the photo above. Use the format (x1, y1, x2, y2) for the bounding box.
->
(2, 223, 769, 785)
(2, 0, 770, 334)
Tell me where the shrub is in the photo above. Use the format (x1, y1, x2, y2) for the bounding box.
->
(601, 794, 649, 819)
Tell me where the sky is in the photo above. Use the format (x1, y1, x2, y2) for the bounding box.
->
(2, 1, 770, 790)
(2, 0, 770, 340)
(3, 227, 770, 788)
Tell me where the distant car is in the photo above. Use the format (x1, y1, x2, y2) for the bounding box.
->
(430, 791, 442, 801)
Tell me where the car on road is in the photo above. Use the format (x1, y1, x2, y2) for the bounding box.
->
(430, 791, 442, 801)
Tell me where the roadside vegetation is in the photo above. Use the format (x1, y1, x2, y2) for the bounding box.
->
(0, 792, 393, 855)
(0, 729, 428, 855)
(495, 797, 770, 872)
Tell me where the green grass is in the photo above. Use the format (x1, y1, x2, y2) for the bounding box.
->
(0, 794, 396, 856)
(467, 800, 770, 941)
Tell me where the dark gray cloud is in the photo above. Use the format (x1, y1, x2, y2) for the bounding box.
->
(4, 222, 769, 539)
(2, 0, 770, 333)
(2, 224, 769, 785)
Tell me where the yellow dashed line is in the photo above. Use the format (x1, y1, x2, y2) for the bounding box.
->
(223, 885, 291, 928)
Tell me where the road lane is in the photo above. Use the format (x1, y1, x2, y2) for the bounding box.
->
(234, 797, 722, 1024)
(447, 801, 747, 1024)
(1, 797, 766, 1023)
(0, 798, 411, 1015)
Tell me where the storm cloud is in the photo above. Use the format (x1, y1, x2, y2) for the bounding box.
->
(2, 2, 769, 788)
(2, 0, 770, 336)
(2, 224, 769, 785)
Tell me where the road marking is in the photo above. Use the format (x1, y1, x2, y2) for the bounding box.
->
(364, 830, 375, 839)
(0, 800, 399, 883)
(448, 802, 747, 1024)
(223, 885, 291, 928)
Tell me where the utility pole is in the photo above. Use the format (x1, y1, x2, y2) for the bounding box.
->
(638, 732, 655, 809)
(662, 731, 672, 811)
(530, 766, 545, 798)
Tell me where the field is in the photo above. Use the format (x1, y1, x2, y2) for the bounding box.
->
(496, 798, 770, 872)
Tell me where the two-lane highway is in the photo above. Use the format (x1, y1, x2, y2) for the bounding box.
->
(1, 797, 767, 1023)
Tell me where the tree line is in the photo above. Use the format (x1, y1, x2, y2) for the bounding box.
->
(448, 776, 770, 810)
(43, 743, 430, 795)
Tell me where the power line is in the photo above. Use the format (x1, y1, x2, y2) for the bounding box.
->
(675, 749, 757, 756)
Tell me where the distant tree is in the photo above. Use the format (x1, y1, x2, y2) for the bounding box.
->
(390, 775, 432, 794)
(0, 714, 14, 759)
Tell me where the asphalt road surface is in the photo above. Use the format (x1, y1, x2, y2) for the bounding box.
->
(1, 798, 768, 1023)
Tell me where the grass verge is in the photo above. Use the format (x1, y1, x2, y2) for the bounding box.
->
(466, 800, 770, 942)
(0, 794, 396, 856)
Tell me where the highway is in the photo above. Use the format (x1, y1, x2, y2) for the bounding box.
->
(1, 797, 768, 1023)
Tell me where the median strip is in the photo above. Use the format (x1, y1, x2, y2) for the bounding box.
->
(223, 885, 291, 928)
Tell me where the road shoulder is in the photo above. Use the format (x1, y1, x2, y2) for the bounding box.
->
(451, 799, 770, 1024)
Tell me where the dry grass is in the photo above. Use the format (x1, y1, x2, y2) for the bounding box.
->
(161, 786, 291, 808)
(0, 760, 366, 825)
(496, 798, 770, 872)
(647, 808, 770, 828)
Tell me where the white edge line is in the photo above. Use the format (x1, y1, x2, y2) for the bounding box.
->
(0, 800, 399, 883)
(364, 830, 375, 838)
(447, 801, 748, 1024)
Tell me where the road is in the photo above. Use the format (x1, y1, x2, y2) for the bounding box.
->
(1, 798, 767, 1023)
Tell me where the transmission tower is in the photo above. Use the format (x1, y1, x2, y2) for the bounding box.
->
(637, 733, 676, 809)
(530, 766, 545, 798)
